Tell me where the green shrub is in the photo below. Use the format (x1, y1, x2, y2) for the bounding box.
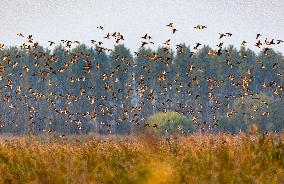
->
(147, 111, 196, 136)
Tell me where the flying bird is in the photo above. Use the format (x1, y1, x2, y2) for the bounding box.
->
(194, 24, 207, 30)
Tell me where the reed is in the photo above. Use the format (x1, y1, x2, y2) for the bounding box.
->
(0, 132, 283, 184)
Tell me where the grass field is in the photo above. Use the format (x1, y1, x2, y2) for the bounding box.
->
(0, 132, 283, 184)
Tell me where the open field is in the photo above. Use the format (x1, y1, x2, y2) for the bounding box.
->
(0, 133, 283, 184)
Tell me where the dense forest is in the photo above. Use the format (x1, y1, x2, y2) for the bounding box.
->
(0, 42, 283, 135)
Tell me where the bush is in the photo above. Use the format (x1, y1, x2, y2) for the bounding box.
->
(147, 111, 196, 136)
(219, 93, 284, 133)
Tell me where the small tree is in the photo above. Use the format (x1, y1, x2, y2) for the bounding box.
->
(219, 93, 283, 133)
(147, 111, 196, 136)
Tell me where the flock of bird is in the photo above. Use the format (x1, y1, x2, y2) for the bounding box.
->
(0, 22, 283, 134)
(8, 23, 283, 58)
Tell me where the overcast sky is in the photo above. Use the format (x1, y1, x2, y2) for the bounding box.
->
(0, 0, 283, 53)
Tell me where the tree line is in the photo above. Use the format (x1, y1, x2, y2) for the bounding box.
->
(0, 43, 283, 134)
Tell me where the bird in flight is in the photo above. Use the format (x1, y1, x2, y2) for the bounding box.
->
(48, 41, 55, 46)
(166, 22, 173, 28)
(104, 33, 111, 39)
(255, 40, 262, 48)
(141, 34, 149, 40)
(90, 40, 96, 44)
(97, 26, 104, 30)
(17, 33, 24, 37)
(194, 24, 207, 30)
(276, 40, 283, 44)
(219, 33, 226, 39)
(0, 43, 4, 50)
(163, 39, 171, 46)
(172, 28, 178, 34)
(141, 41, 148, 48)
(193, 43, 202, 50)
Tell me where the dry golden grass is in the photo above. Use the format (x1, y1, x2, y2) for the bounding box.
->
(0, 132, 283, 184)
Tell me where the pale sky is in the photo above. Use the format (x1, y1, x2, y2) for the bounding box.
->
(0, 0, 283, 53)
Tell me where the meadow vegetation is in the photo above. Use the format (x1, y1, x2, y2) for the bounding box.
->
(0, 132, 283, 184)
